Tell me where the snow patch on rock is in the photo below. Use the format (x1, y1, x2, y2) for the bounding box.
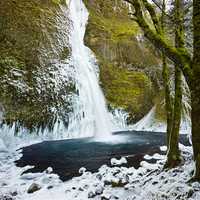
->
(111, 157, 127, 166)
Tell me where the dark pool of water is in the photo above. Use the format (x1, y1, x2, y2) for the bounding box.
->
(16, 131, 190, 181)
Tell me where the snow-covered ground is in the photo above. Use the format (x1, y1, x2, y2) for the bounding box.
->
(0, 137, 200, 200)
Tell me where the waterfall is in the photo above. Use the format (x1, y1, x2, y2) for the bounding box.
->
(66, 0, 111, 138)
(0, 0, 112, 144)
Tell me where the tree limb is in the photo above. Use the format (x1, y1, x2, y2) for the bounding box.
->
(143, 0, 162, 33)
(124, 0, 192, 81)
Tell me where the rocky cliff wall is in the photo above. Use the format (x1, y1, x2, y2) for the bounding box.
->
(0, 0, 163, 130)
(83, 0, 162, 123)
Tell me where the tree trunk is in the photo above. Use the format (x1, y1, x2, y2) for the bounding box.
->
(165, 66, 182, 168)
(191, 85, 200, 180)
(161, 0, 173, 147)
(164, 0, 183, 168)
(162, 56, 173, 147)
(191, 0, 200, 181)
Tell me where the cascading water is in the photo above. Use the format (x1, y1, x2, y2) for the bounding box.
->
(66, 0, 111, 138)
(0, 0, 116, 143)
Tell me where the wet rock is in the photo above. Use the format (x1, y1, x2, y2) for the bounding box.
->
(172, 168, 183, 173)
(164, 180, 169, 185)
(124, 183, 135, 190)
(88, 191, 96, 198)
(0, 195, 13, 200)
(112, 196, 119, 199)
(101, 193, 111, 200)
(187, 189, 194, 198)
(112, 168, 121, 176)
(27, 183, 41, 194)
(95, 185, 104, 195)
(78, 187, 84, 191)
(1, 182, 8, 186)
(10, 191, 17, 196)
(152, 181, 158, 185)
(83, 184, 89, 189)
(96, 173, 102, 180)
(160, 175, 165, 180)
(47, 185, 53, 190)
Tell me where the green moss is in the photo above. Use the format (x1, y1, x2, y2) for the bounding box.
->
(87, 10, 139, 43)
(0, 56, 25, 73)
(154, 90, 167, 122)
(83, 0, 140, 42)
(60, 46, 70, 60)
(83, 0, 162, 122)
(0, 0, 71, 130)
(100, 62, 153, 122)
(51, 0, 65, 5)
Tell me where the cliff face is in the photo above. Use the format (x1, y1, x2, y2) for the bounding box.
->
(0, 0, 163, 130)
(0, 0, 72, 129)
(83, 0, 162, 123)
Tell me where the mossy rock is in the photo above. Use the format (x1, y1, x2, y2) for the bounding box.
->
(84, 0, 162, 122)
(100, 62, 153, 123)
(0, 0, 72, 130)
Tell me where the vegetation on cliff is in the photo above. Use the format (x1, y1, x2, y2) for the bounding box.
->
(0, 0, 71, 129)
(84, 0, 162, 122)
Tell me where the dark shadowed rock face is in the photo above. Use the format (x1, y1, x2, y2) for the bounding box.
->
(0, 0, 73, 130)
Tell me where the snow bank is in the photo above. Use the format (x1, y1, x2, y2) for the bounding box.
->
(111, 157, 127, 166)
(1, 142, 200, 200)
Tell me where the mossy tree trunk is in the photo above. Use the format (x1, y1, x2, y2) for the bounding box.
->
(165, 0, 184, 168)
(162, 56, 173, 147)
(161, 0, 173, 147)
(191, 0, 200, 181)
(165, 66, 182, 167)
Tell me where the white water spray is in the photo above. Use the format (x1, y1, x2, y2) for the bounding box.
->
(66, 0, 111, 138)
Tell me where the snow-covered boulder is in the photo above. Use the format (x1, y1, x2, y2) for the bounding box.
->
(45, 167, 53, 174)
(79, 167, 87, 174)
(111, 157, 127, 166)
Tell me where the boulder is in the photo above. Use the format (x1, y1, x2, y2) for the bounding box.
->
(27, 183, 41, 194)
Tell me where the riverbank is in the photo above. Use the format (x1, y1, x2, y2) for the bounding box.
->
(1, 131, 199, 200)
